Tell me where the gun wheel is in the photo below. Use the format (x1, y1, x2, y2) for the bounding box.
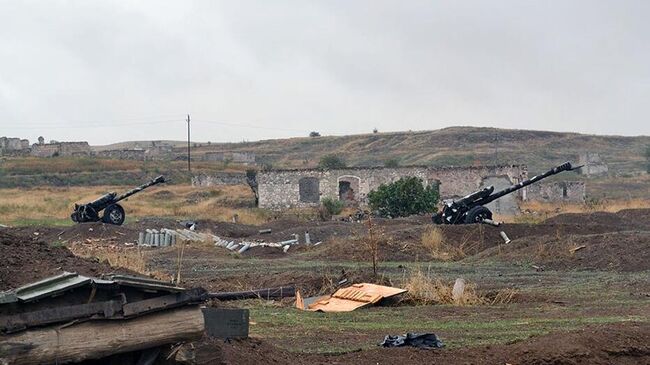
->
(464, 206, 492, 224)
(103, 204, 125, 225)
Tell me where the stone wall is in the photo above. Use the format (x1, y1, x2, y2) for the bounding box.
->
(524, 181, 586, 203)
(258, 165, 527, 210)
(578, 152, 608, 176)
(192, 172, 248, 186)
(145, 145, 174, 160)
(0, 137, 30, 155)
(202, 152, 256, 164)
(97, 149, 146, 160)
(31, 142, 91, 157)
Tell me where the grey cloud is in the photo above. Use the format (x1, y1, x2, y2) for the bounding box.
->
(0, 0, 648, 144)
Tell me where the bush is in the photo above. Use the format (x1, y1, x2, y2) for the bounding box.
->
(368, 177, 439, 218)
(309, 131, 321, 137)
(321, 197, 344, 216)
(318, 154, 347, 169)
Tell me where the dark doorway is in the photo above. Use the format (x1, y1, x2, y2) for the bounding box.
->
(299, 177, 320, 203)
(338, 181, 354, 201)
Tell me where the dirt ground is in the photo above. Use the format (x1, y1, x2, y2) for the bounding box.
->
(196, 321, 649, 365)
(1, 208, 649, 364)
(0, 229, 131, 291)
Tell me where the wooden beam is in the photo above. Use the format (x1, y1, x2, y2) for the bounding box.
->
(0, 300, 123, 334)
(0, 306, 204, 365)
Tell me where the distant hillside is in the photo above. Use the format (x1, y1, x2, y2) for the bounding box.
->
(92, 140, 188, 151)
(179, 127, 648, 174)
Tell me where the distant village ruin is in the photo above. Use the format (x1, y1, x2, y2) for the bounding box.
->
(3, 134, 593, 209)
(1, 136, 92, 158)
(253, 165, 585, 212)
(0, 136, 256, 163)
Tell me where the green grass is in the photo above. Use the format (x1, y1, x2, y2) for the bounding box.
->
(247, 303, 646, 353)
(170, 254, 650, 354)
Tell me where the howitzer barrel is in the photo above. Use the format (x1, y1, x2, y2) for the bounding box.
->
(455, 186, 494, 206)
(114, 175, 166, 203)
(478, 162, 574, 206)
(86, 192, 117, 209)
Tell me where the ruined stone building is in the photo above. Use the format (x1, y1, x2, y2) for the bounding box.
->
(256, 165, 585, 213)
(202, 152, 256, 165)
(97, 148, 146, 160)
(30, 141, 92, 157)
(577, 152, 608, 176)
(0, 137, 30, 156)
(191, 172, 249, 186)
(524, 181, 585, 203)
(146, 145, 174, 160)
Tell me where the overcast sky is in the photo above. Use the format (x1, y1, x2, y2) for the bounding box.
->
(1, 0, 648, 145)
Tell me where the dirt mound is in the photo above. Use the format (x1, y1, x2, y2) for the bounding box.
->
(193, 321, 649, 365)
(9, 222, 141, 245)
(0, 228, 129, 291)
(58, 222, 140, 243)
(207, 221, 260, 238)
(301, 220, 628, 262)
(545, 208, 650, 231)
(474, 231, 650, 272)
(246, 220, 362, 243)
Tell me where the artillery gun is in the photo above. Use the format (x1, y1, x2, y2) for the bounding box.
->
(432, 162, 580, 225)
(71, 176, 165, 225)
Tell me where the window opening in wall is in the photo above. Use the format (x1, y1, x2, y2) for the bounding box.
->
(299, 177, 320, 203)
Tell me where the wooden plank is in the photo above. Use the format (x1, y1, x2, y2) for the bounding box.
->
(122, 288, 206, 317)
(0, 306, 204, 365)
(0, 300, 123, 334)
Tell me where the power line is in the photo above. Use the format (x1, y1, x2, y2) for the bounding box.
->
(186, 114, 191, 172)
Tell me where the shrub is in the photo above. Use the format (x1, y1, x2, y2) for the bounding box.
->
(318, 154, 347, 169)
(321, 197, 344, 216)
(368, 177, 439, 218)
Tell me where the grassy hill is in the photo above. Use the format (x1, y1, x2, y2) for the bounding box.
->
(189, 127, 649, 174)
(2, 127, 648, 198)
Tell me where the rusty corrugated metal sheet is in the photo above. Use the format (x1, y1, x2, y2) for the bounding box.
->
(296, 283, 407, 312)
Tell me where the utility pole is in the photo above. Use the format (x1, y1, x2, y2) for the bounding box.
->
(494, 132, 499, 166)
(186, 114, 191, 172)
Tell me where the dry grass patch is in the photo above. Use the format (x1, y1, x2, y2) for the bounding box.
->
(0, 184, 270, 225)
(67, 243, 171, 281)
(420, 226, 474, 261)
(403, 268, 516, 306)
